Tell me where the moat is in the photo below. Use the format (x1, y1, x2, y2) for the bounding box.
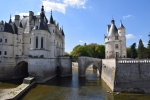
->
(1, 67, 150, 100)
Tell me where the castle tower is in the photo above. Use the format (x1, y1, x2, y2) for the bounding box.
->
(104, 19, 126, 59)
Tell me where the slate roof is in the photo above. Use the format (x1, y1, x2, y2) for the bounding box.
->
(3, 22, 14, 34)
(118, 21, 125, 29)
(108, 19, 118, 37)
(62, 29, 65, 36)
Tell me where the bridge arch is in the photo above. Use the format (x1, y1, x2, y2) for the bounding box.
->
(13, 61, 29, 79)
(78, 57, 102, 77)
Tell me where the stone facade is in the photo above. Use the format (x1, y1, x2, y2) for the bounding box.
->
(0, 5, 72, 82)
(105, 19, 126, 59)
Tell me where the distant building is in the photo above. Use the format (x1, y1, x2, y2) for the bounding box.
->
(0, 5, 65, 58)
(0, 5, 70, 82)
(104, 19, 126, 58)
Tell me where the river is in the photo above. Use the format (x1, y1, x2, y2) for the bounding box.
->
(1, 67, 150, 100)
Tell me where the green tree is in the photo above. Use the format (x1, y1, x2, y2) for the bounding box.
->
(131, 43, 137, 58)
(95, 45, 105, 58)
(86, 43, 97, 57)
(71, 45, 89, 61)
(64, 52, 70, 56)
(126, 48, 131, 58)
(138, 39, 145, 58)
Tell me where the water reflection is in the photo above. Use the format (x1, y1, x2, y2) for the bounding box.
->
(20, 67, 150, 100)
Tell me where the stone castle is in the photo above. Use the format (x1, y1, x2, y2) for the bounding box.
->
(105, 19, 126, 59)
(0, 5, 72, 82)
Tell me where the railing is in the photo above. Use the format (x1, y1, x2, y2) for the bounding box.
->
(118, 59, 150, 64)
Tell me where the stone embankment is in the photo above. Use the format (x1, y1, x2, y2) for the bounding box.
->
(0, 77, 35, 100)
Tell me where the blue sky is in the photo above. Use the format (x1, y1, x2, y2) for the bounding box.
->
(0, 0, 150, 53)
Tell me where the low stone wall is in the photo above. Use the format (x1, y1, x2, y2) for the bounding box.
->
(115, 59, 150, 93)
(101, 59, 150, 93)
(0, 77, 35, 100)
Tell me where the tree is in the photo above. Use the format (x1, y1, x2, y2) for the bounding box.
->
(71, 45, 89, 61)
(70, 43, 105, 61)
(138, 39, 145, 58)
(130, 43, 137, 58)
(64, 52, 70, 56)
(95, 45, 105, 58)
(126, 48, 131, 58)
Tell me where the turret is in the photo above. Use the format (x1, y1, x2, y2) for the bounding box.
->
(50, 10, 54, 24)
(40, 5, 45, 21)
(118, 21, 125, 36)
(108, 19, 118, 37)
(9, 15, 12, 24)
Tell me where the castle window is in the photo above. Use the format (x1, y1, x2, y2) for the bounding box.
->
(36, 37, 38, 48)
(115, 36, 118, 40)
(36, 26, 38, 30)
(0, 51, 1, 55)
(30, 38, 31, 44)
(115, 44, 119, 49)
(5, 39, 7, 43)
(41, 37, 43, 48)
(4, 51, 7, 55)
(0, 38, 2, 42)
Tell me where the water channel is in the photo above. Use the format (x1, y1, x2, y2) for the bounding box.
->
(1, 67, 150, 100)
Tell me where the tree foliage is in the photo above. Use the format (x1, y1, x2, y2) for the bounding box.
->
(138, 39, 145, 58)
(70, 43, 105, 61)
(130, 43, 137, 58)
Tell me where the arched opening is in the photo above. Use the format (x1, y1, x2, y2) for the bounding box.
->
(85, 63, 100, 79)
(36, 36, 38, 48)
(13, 61, 29, 79)
(41, 37, 43, 48)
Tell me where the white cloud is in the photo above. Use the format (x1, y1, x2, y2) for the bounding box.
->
(41, 0, 88, 14)
(123, 15, 134, 19)
(42, 0, 66, 14)
(64, 0, 87, 8)
(79, 40, 84, 43)
(126, 34, 135, 39)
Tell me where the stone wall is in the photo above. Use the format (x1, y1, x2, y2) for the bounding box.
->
(101, 59, 150, 93)
(0, 58, 16, 80)
(28, 58, 57, 83)
(59, 56, 72, 77)
(101, 59, 116, 91)
(115, 59, 150, 93)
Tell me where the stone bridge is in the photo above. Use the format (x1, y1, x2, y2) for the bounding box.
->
(0, 56, 72, 82)
(78, 56, 102, 77)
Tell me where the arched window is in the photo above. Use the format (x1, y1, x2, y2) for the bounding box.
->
(36, 37, 38, 48)
(41, 37, 43, 48)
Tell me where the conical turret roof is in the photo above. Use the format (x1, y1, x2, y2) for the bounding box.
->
(108, 19, 118, 37)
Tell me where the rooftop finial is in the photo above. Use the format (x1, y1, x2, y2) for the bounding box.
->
(9, 14, 12, 24)
(41, 4, 44, 12)
(111, 18, 115, 24)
